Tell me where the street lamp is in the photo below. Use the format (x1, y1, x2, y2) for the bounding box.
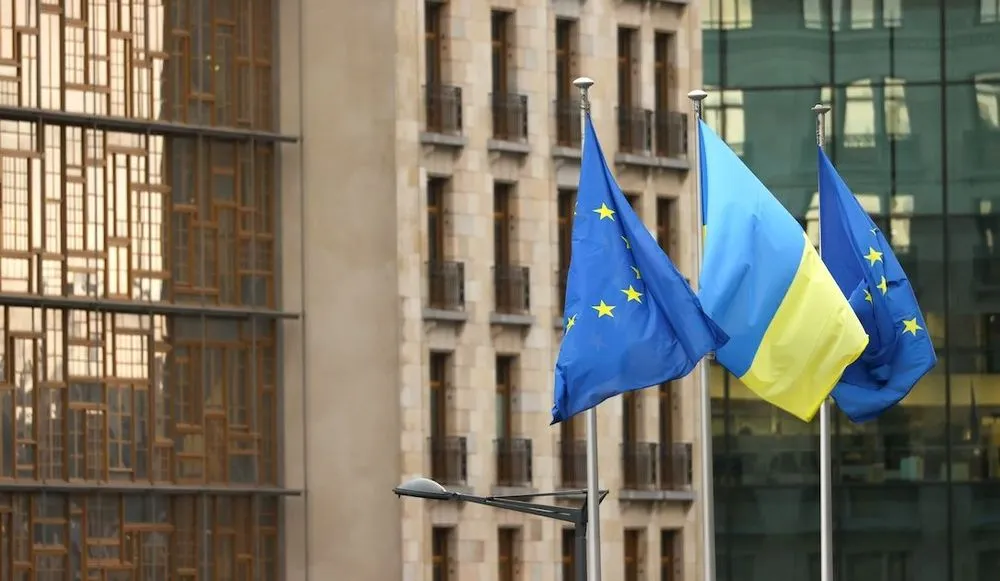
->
(393, 478, 608, 581)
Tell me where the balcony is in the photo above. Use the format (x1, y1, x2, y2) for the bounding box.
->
(621, 441, 659, 491)
(495, 437, 533, 489)
(559, 439, 587, 489)
(422, 84, 465, 147)
(553, 98, 582, 155)
(492, 264, 533, 326)
(654, 111, 688, 159)
(617, 106, 653, 155)
(659, 442, 693, 491)
(428, 436, 468, 487)
(424, 260, 467, 322)
(490, 93, 530, 153)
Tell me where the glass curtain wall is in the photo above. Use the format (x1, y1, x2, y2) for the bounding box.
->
(702, 1, 1000, 580)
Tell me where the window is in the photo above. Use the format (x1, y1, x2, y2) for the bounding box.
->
(494, 182, 514, 267)
(432, 527, 453, 581)
(624, 529, 645, 581)
(617, 28, 638, 107)
(555, 19, 578, 101)
(491, 11, 513, 95)
(658, 383, 675, 447)
(704, 89, 746, 155)
(496, 356, 515, 441)
(625, 193, 640, 212)
(653, 33, 673, 114)
(660, 530, 679, 581)
(656, 198, 677, 258)
(498, 528, 520, 581)
(428, 177, 448, 263)
(975, 74, 1000, 128)
(884, 79, 911, 140)
(429, 352, 450, 442)
(623, 391, 641, 444)
(562, 528, 578, 581)
(837, 78, 911, 147)
(557, 189, 577, 311)
(834, 0, 903, 29)
(425, 1, 445, 85)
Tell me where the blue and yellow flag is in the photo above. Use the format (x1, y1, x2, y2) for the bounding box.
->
(551, 116, 728, 424)
(697, 120, 868, 422)
(818, 148, 936, 422)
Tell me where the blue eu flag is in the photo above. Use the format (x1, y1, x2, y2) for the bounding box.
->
(818, 148, 937, 422)
(551, 116, 728, 424)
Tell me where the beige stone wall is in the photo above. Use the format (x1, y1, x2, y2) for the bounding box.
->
(279, 0, 709, 579)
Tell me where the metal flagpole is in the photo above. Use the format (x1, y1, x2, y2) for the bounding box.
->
(687, 89, 717, 581)
(813, 103, 835, 581)
(573, 76, 603, 581)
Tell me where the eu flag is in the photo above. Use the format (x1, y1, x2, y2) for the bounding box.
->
(551, 115, 728, 424)
(818, 148, 937, 422)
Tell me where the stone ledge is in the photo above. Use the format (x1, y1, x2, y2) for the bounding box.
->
(552, 146, 582, 160)
(489, 312, 535, 327)
(420, 131, 468, 148)
(422, 308, 468, 323)
(613, 152, 690, 171)
(618, 488, 696, 502)
(487, 139, 531, 155)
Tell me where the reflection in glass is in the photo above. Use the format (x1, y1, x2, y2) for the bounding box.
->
(834, 0, 903, 30)
(703, 0, 753, 30)
(703, 89, 745, 156)
(983, 0, 1000, 25)
(976, 74, 1000, 127)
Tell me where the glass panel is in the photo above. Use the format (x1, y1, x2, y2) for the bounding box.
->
(721, 0, 831, 89)
(833, 0, 941, 84)
(944, 0, 1000, 83)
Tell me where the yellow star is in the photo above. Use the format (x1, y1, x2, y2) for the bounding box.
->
(864, 288, 873, 303)
(592, 300, 615, 318)
(621, 285, 643, 303)
(877, 276, 888, 295)
(565, 314, 577, 331)
(902, 318, 922, 336)
(594, 203, 615, 221)
(630, 266, 641, 279)
(863, 246, 883, 266)
(621, 236, 631, 249)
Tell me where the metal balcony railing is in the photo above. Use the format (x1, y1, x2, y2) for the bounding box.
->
(425, 84, 463, 135)
(617, 106, 653, 155)
(491, 92, 529, 142)
(427, 260, 466, 311)
(495, 437, 533, 488)
(654, 110, 688, 159)
(428, 436, 468, 486)
(494, 264, 531, 315)
(622, 441, 658, 490)
(554, 98, 582, 148)
(559, 439, 587, 489)
(659, 442, 693, 491)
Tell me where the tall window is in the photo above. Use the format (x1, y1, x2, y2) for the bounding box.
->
(425, 1, 445, 85)
(623, 391, 641, 444)
(984, 0, 1000, 24)
(496, 356, 516, 441)
(653, 32, 673, 114)
(429, 352, 450, 442)
(839, 78, 911, 147)
(658, 383, 674, 447)
(494, 182, 514, 267)
(433, 527, 453, 581)
(624, 529, 645, 581)
(617, 28, 638, 107)
(656, 198, 676, 258)
(498, 528, 520, 581)
(702, 0, 754, 30)
(428, 177, 448, 263)
(557, 189, 577, 311)
(555, 19, 577, 101)
(562, 529, 578, 581)
(660, 530, 678, 581)
(0, 0, 287, 577)
(491, 11, 513, 95)
(975, 74, 1000, 128)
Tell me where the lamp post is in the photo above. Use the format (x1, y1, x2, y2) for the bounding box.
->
(393, 478, 608, 581)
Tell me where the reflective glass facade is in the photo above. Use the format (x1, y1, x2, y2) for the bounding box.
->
(703, 1, 1000, 580)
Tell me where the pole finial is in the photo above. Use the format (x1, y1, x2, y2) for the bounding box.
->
(687, 89, 709, 103)
(574, 77, 595, 113)
(812, 103, 831, 115)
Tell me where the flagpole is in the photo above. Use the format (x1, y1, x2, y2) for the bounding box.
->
(813, 102, 835, 581)
(687, 89, 717, 581)
(573, 75, 604, 581)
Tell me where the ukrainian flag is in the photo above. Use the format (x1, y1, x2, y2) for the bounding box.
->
(697, 120, 868, 421)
